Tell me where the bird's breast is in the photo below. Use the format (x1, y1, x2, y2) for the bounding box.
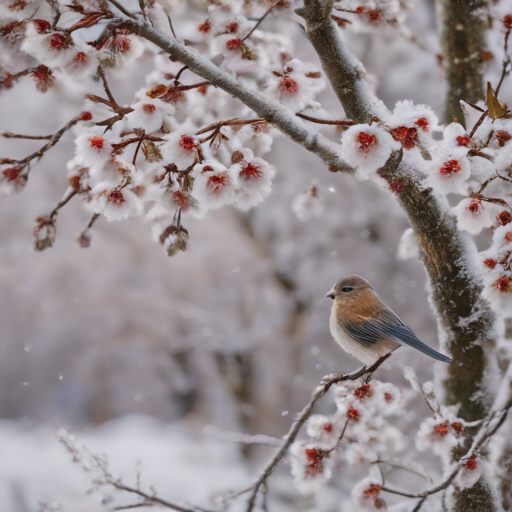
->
(329, 302, 400, 366)
(329, 306, 379, 365)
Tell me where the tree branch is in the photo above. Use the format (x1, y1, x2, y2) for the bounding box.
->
(107, 480, 212, 512)
(295, 0, 378, 124)
(381, 400, 512, 502)
(120, 17, 352, 173)
(245, 354, 391, 512)
(0, 114, 85, 169)
(120, 11, 499, 508)
(292, 6, 499, 509)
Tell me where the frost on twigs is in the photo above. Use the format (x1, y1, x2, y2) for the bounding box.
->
(1, 0, 308, 256)
(55, 428, 202, 511)
(289, 378, 403, 502)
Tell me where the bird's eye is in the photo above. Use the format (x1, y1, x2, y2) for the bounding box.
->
(341, 287, 353, 292)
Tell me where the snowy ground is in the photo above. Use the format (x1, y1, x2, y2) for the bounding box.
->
(0, 415, 254, 512)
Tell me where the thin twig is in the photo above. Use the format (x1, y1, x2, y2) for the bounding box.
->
(495, 27, 511, 97)
(132, 138, 144, 166)
(46, 0, 61, 28)
(0, 114, 84, 168)
(1, 132, 53, 140)
(469, 27, 511, 138)
(468, 110, 488, 139)
(212, 431, 284, 447)
(324, 418, 350, 456)
(77, 213, 100, 247)
(412, 496, 428, 512)
(166, 14, 178, 40)
(97, 66, 119, 109)
(108, 0, 136, 18)
(113, 503, 154, 511)
(107, 480, 212, 512)
(196, 118, 265, 136)
(50, 188, 77, 219)
(296, 112, 354, 126)
(381, 401, 512, 500)
(245, 354, 392, 512)
(241, 2, 277, 42)
(0, 67, 42, 90)
(174, 65, 189, 83)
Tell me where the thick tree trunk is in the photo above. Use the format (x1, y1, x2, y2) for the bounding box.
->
(128, 6, 500, 509)
(438, 0, 489, 124)
(296, 3, 499, 510)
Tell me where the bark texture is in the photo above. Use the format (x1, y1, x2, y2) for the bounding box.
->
(124, 17, 352, 173)
(439, 0, 489, 124)
(126, 5, 499, 510)
(297, 2, 499, 510)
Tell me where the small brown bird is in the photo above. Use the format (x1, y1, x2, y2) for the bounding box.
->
(326, 275, 452, 365)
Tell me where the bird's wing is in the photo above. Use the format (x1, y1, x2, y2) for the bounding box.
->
(344, 310, 452, 363)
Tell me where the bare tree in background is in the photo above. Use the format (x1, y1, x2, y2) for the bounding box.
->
(2, 0, 512, 511)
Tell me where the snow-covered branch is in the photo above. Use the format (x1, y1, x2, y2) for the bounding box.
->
(243, 354, 391, 512)
(295, 0, 381, 124)
(121, 15, 352, 173)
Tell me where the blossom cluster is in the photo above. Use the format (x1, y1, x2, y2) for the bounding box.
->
(0, 0, 329, 256)
(289, 368, 484, 509)
(339, 80, 512, 317)
(289, 379, 402, 508)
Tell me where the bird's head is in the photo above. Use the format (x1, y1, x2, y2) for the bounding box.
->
(326, 274, 374, 303)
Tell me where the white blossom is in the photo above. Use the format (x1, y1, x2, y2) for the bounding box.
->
(340, 123, 401, 179)
(443, 122, 471, 149)
(210, 34, 257, 73)
(22, 23, 76, 68)
(75, 128, 115, 168)
(482, 269, 512, 317)
(161, 130, 199, 170)
(453, 198, 498, 235)
(101, 33, 145, 68)
(0, 166, 26, 195)
(63, 47, 99, 78)
(231, 150, 275, 210)
(289, 442, 332, 494)
(424, 147, 471, 195)
(191, 160, 236, 210)
(389, 99, 439, 144)
(454, 458, 484, 490)
(415, 416, 464, 461)
(351, 469, 387, 511)
(265, 58, 323, 113)
(306, 415, 341, 445)
(86, 184, 143, 221)
(126, 97, 175, 133)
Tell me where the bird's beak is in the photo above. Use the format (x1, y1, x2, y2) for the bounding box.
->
(326, 289, 335, 299)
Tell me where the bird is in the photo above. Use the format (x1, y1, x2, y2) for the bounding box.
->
(326, 274, 452, 366)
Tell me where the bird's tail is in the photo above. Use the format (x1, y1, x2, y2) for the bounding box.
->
(384, 323, 453, 363)
(402, 336, 452, 363)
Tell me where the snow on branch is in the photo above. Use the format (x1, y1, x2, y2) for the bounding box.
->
(242, 353, 392, 512)
(57, 429, 213, 512)
(118, 15, 352, 173)
(296, 0, 385, 124)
